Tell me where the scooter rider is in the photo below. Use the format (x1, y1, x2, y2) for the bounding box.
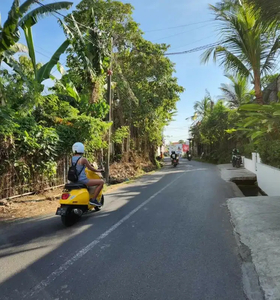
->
(71, 142, 104, 206)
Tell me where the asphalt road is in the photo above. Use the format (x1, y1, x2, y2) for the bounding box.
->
(0, 160, 246, 300)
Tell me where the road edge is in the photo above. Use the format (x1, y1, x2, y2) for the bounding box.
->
(227, 202, 265, 300)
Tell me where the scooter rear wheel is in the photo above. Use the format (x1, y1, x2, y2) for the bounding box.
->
(236, 160, 241, 168)
(61, 213, 80, 227)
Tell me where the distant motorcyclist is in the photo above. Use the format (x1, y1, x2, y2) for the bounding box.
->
(186, 150, 192, 161)
(232, 148, 241, 168)
(232, 148, 239, 156)
(170, 151, 179, 162)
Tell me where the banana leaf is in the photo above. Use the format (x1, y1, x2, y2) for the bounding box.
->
(18, 2, 73, 28)
(251, 131, 264, 140)
(0, 0, 21, 56)
(36, 40, 69, 83)
(273, 110, 280, 116)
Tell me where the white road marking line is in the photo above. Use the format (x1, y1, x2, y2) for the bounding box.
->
(23, 172, 186, 298)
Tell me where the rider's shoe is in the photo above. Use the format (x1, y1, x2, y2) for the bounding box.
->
(89, 199, 102, 206)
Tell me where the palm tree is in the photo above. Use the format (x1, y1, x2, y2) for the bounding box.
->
(219, 74, 253, 108)
(243, 0, 280, 25)
(201, 2, 280, 104)
(192, 91, 213, 121)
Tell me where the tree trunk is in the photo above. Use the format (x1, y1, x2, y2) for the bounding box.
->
(126, 134, 130, 162)
(254, 70, 263, 104)
(149, 145, 156, 165)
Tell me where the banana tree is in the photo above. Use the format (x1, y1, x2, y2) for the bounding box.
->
(0, 0, 21, 63)
(18, 1, 72, 79)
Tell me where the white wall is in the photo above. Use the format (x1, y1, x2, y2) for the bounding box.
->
(257, 163, 280, 196)
(243, 158, 256, 174)
(242, 153, 280, 196)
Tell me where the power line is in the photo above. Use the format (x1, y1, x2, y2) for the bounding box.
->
(33, 1, 221, 70)
(36, 0, 214, 49)
(34, 0, 101, 75)
(169, 34, 217, 51)
(153, 24, 211, 42)
(35, 0, 218, 59)
(165, 42, 221, 56)
(34, 0, 105, 56)
(34, 49, 52, 59)
(144, 20, 213, 33)
(36, 45, 54, 56)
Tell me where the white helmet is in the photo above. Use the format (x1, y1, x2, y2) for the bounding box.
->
(72, 142, 85, 154)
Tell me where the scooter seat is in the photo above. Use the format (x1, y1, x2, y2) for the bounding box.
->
(64, 183, 88, 190)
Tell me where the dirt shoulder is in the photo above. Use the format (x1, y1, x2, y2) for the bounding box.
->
(0, 160, 159, 223)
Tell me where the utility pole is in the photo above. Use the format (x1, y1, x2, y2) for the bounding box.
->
(105, 37, 113, 183)
(105, 69, 112, 183)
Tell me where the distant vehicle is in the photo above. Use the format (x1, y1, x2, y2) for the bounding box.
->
(172, 157, 178, 167)
(232, 155, 242, 168)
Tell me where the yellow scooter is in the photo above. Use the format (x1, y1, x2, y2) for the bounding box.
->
(56, 169, 104, 226)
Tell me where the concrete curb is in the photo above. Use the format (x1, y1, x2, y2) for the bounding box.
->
(219, 164, 265, 299)
(227, 202, 265, 300)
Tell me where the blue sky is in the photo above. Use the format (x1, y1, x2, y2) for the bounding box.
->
(1, 0, 226, 143)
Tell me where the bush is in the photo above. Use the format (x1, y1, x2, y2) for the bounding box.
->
(257, 138, 280, 168)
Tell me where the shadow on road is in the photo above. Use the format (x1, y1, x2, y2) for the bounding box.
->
(0, 162, 193, 299)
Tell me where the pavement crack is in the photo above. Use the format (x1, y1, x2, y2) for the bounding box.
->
(229, 214, 265, 300)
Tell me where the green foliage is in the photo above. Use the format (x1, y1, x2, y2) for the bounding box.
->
(192, 91, 213, 120)
(0, 107, 18, 135)
(238, 103, 280, 143)
(113, 37, 184, 154)
(219, 74, 253, 108)
(257, 139, 280, 168)
(0, 0, 184, 195)
(202, 1, 280, 104)
(4, 116, 60, 182)
(244, 0, 280, 25)
(112, 126, 129, 144)
(18, 2, 73, 29)
(56, 115, 110, 156)
(0, 0, 21, 61)
(1, 0, 72, 79)
(191, 98, 244, 164)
